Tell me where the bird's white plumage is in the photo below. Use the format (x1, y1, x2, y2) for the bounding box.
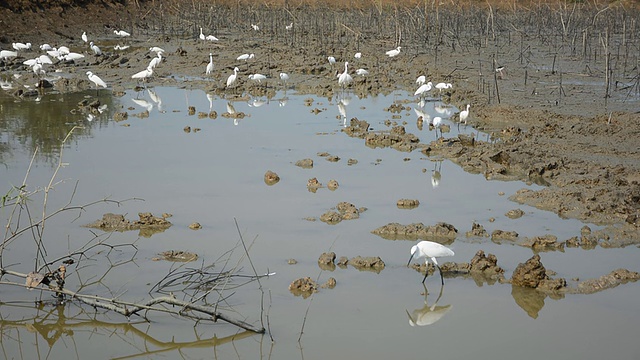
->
(355, 68, 369, 76)
(148, 52, 162, 69)
(114, 30, 130, 37)
(338, 62, 352, 88)
(248, 73, 267, 83)
(408, 240, 454, 284)
(132, 67, 153, 80)
(328, 56, 336, 65)
(206, 53, 214, 74)
(226, 67, 239, 88)
(435, 82, 452, 92)
(89, 42, 101, 55)
(459, 104, 470, 124)
(199, 28, 206, 41)
(414, 82, 433, 97)
(386, 46, 401, 57)
(286, 22, 293, 30)
(150, 46, 165, 54)
(237, 53, 254, 61)
(86, 71, 107, 88)
(416, 75, 426, 86)
(81, 31, 88, 43)
(354, 52, 362, 59)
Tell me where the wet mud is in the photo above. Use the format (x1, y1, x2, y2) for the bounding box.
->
(3, 1, 639, 298)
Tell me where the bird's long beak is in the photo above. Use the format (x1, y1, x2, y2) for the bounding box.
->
(407, 254, 415, 267)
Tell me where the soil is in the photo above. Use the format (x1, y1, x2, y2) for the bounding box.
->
(2, 0, 639, 281)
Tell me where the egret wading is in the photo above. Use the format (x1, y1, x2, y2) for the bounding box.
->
(338, 61, 353, 90)
(226, 67, 240, 89)
(407, 240, 454, 284)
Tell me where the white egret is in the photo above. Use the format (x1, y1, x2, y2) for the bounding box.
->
(354, 52, 362, 59)
(286, 22, 293, 30)
(81, 31, 88, 43)
(251, 24, 260, 31)
(407, 240, 454, 284)
(150, 46, 165, 54)
(58, 46, 70, 55)
(327, 56, 336, 68)
(0, 50, 17, 60)
(226, 67, 239, 88)
(432, 116, 442, 139)
(435, 82, 452, 93)
(414, 81, 433, 98)
(23, 58, 38, 67)
(205, 53, 214, 74)
(63, 52, 85, 61)
(86, 71, 107, 94)
(131, 67, 153, 87)
(38, 54, 53, 64)
(40, 44, 52, 51)
(416, 75, 426, 86)
(279, 72, 289, 86)
(12, 42, 31, 51)
(148, 52, 163, 69)
(206, 34, 219, 41)
(385, 46, 401, 57)
(459, 104, 470, 124)
(89, 42, 102, 56)
(114, 44, 130, 50)
(199, 27, 206, 40)
(355, 68, 369, 76)
(32, 60, 45, 78)
(237, 53, 254, 61)
(114, 30, 130, 37)
(338, 62, 353, 89)
(248, 73, 267, 83)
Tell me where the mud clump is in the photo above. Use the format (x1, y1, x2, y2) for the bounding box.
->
(491, 229, 519, 241)
(372, 222, 457, 241)
(522, 234, 565, 250)
(188, 222, 202, 230)
(295, 158, 313, 168)
(289, 277, 318, 298)
(397, 199, 420, 209)
(318, 252, 336, 271)
(320, 202, 364, 224)
(571, 269, 640, 294)
(153, 250, 198, 262)
(327, 179, 339, 190)
(349, 256, 385, 272)
(511, 254, 566, 292)
(466, 222, 489, 237)
(505, 209, 525, 219)
(264, 170, 280, 185)
(469, 250, 505, 278)
(85, 212, 172, 237)
(364, 126, 424, 152)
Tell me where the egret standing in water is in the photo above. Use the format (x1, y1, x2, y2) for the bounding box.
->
(431, 116, 442, 139)
(414, 81, 433, 99)
(407, 240, 454, 284)
(206, 53, 214, 75)
(338, 61, 353, 90)
(279, 72, 289, 88)
(131, 67, 153, 87)
(459, 104, 471, 124)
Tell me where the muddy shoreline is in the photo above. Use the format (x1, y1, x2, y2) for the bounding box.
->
(2, 1, 639, 244)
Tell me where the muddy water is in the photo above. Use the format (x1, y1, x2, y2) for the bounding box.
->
(1, 87, 639, 359)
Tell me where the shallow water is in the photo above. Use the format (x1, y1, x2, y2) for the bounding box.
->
(1, 86, 639, 359)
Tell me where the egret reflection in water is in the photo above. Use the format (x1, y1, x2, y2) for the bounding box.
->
(431, 160, 443, 188)
(406, 284, 452, 327)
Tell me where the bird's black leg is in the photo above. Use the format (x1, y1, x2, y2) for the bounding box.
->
(421, 268, 429, 283)
(437, 264, 445, 285)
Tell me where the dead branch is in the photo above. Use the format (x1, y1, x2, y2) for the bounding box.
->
(0, 269, 265, 333)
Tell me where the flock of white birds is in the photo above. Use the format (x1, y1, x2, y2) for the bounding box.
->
(1, 22, 470, 125)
